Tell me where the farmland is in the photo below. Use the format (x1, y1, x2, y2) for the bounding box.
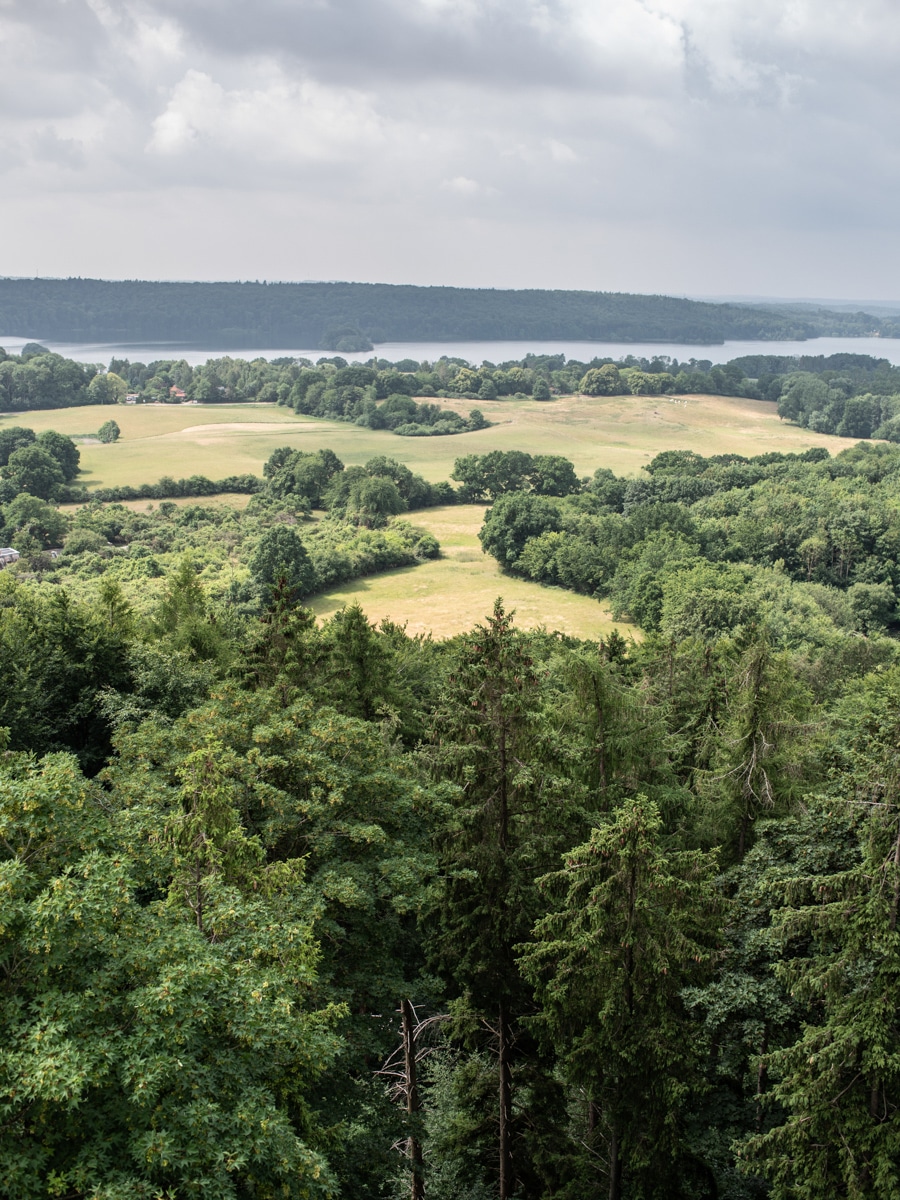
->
(6, 391, 847, 491)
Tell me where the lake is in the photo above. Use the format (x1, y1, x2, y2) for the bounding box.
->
(3, 334, 900, 368)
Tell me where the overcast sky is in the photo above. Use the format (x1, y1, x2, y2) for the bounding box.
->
(2, 0, 899, 298)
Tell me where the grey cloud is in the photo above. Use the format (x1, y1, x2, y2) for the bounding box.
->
(151, 0, 576, 85)
(1, 0, 899, 296)
(31, 128, 87, 169)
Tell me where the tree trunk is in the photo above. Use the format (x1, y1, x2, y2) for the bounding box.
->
(498, 998, 513, 1200)
(401, 1000, 425, 1200)
(888, 817, 900, 933)
(608, 1121, 622, 1200)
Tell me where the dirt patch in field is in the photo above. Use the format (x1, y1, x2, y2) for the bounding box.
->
(174, 422, 321, 435)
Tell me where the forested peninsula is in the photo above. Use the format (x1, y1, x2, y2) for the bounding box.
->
(0, 277, 895, 347)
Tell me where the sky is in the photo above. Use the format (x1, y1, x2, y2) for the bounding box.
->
(2, 0, 900, 299)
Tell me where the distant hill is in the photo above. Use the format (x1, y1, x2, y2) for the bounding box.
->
(0, 277, 895, 349)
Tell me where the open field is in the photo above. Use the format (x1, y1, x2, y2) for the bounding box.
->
(307, 506, 631, 641)
(6, 395, 852, 639)
(3, 392, 852, 491)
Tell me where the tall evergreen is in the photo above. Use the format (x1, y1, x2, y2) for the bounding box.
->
(742, 805, 900, 1197)
(426, 601, 584, 1199)
(520, 796, 722, 1199)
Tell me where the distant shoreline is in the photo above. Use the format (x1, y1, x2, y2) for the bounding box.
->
(1, 277, 894, 349)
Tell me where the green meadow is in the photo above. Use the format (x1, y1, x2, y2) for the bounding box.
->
(6, 391, 845, 491)
(307, 505, 628, 640)
(3, 393, 847, 638)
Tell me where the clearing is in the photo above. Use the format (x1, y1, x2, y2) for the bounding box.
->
(5, 393, 848, 639)
(307, 505, 630, 641)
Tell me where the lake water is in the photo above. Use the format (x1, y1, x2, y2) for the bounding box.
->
(2, 334, 900, 368)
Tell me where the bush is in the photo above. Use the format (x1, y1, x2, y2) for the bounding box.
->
(63, 528, 107, 556)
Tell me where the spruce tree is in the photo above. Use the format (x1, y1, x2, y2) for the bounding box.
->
(520, 796, 722, 1200)
(741, 805, 900, 1197)
(426, 600, 583, 1199)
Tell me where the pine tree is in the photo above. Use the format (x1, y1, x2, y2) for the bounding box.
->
(519, 795, 722, 1200)
(697, 632, 815, 858)
(426, 600, 583, 1199)
(741, 803, 900, 1197)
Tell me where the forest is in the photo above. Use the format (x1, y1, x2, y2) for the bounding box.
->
(2, 417, 900, 1199)
(2, 278, 896, 347)
(473, 443, 900, 637)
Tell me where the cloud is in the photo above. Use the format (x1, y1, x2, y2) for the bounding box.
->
(147, 69, 384, 166)
(441, 176, 499, 198)
(547, 140, 578, 164)
(0, 0, 899, 296)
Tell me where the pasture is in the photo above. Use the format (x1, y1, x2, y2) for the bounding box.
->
(4, 392, 847, 639)
(4, 391, 847, 491)
(307, 506, 629, 641)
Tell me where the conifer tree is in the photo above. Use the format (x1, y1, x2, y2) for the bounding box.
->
(741, 805, 900, 1197)
(520, 796, 722, 1200)
(697, 632, 815, 858)
(426, 600, 583, 1199)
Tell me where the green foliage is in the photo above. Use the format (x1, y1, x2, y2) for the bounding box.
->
(0, 346, 97, 410)
(0, 747, 339, 1200)
(452, 451, 582, 503)
(0, 575, 129, 770)
(741, 806, 900, 1197)
(150, 556, 230, 663)
(87, 369, 127, 404)
(2, 492, 69, 549)
(97, 418, 121, 443)
(478, 493, 563, 569)
(425, 602, 588, 1198)
(4, 277, 887, 348)
(580, 363, 629, 395)
(0, 425, 36, 466)
(520, 796, 722, 1198)
(1, 444, 65, 500)
(6, 418, 900, 1198)
(343, 473, 406, 527)
(249, 524, 317, 601)
(262, 446, 452, 513)
(684, 802, 863, 1199)
(266, 447, 343, 505)
(35, 429, 80, 480)
(478, 443, 900, 648)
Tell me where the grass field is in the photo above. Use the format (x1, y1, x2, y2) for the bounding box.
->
(307, 506, 631, 641)
(3, 392, 849, 491)
(5, 393, 849, 639)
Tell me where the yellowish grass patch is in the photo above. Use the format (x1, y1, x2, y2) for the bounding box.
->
(3, 392, 850, 492)
(307, 506, 634, 642)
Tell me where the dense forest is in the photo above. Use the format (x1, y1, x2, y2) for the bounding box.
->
(1, 277, 896, 347)
(5, 342, 900, 443)
(472, 443, 900, 638)
(2, 421, 900, 1199)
